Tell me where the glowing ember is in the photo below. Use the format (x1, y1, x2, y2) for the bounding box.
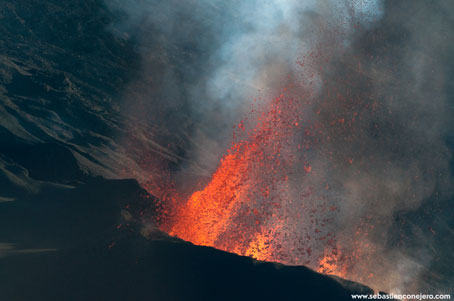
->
(317, 243, 348, 278)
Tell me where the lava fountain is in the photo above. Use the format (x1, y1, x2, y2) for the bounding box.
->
(159, 76, 375, 282)
(166, 91, 300, 258)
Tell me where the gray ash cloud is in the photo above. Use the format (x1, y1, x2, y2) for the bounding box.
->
(104, 0, 453, 294)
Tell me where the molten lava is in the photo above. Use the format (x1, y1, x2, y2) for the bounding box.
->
(160, 83, 375, 283)
(167, 93, 300, 258)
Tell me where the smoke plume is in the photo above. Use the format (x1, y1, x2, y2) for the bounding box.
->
(104, 0, 454, 294)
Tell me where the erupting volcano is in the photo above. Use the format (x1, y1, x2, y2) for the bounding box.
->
(165, 91, 302, 260)
(159, 74, 375, 283)
(2, 0, 453, 299)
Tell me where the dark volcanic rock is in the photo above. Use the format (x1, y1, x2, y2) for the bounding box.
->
(0, 177, 373, 301)
(1, 240, 374, 301)
(0, 0, 190, 185)
(0, 0, 152, 185)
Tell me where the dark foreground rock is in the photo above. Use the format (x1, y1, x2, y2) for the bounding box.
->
(0, 177, 373, 301)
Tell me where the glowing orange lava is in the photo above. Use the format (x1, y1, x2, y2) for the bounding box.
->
(165, 93, 300, 261)
(160, 87, 372, 281)
(316, 244, 348, 278)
